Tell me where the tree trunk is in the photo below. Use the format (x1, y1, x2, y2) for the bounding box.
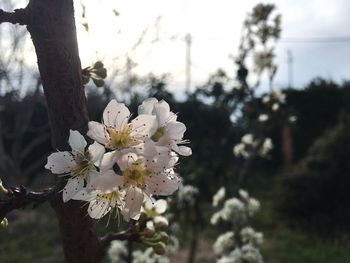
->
(25, 0, 101, 261)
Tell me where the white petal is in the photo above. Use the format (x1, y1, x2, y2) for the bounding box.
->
(99, 151, 117, 171)
(146, 147, 172, 172)
(138, 98, 158, 115)
(145, 173, 181, 196)
(173, 145, 192, 156)
(144, 197, 156, 210)
(86, 170, 99, 190)
(62, 177, 84, 202)
(71, 189, 91, 201)
(103, 100, 130, 129)
(117, 153, 139, 171)
(88, 196, 112, 219)
(93, 170, 124, 193)
(131, 114, 157, 137)
(122, 186, 144, 221)
(154, 216, 169, 226)
(166, 121, 186, 140)
(154, 100, 171, 126)
(68, 130, 87, 154)
(146, 220, 155, 231)
(155, 199, 167, 214)
(88, 141, 105, 165)
(45, 151, 75, 174)
(87, 121, 109, 145)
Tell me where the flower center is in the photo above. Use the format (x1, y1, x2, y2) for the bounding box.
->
(71, 151, 95, 177)
(151, 127, 166, 142)
(106, 126, 138, 150)
(123, 160, 150, 188)
(97, 190, 124, 208)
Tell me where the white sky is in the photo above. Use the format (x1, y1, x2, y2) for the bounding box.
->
(7, 0, 350, 96)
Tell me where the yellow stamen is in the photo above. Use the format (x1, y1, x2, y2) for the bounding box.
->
(106, 126, 139, 150)
(71, 151, 95, 177)
(151, 127, 166, 142)
(123, 159, 150, 188)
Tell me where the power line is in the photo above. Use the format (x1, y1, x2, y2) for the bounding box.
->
(182, 35, 350, 43)
(280, 37, 350, 43)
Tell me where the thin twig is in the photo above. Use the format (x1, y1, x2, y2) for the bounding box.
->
(0, 185, 57, 221)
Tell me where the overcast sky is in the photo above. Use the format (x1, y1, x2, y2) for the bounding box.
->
(37, 0, 350, 94)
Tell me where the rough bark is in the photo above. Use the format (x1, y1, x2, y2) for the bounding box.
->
(24, 0, 101, 261)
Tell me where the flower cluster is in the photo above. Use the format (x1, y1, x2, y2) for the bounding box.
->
(108, 198, 179, 263)
(211, 189, 264, 263)
(45, 98, 191, 221)
(108, 242, 170, 263)
(233, 134, 273, 159)
(175, 184, 199, 208)
(262, 88, 286, 112)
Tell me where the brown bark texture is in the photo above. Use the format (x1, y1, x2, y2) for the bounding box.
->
(25, 0, 101, 261)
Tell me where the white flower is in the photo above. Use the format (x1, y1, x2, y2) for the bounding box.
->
(221, 198, 246, 223)
(213, 231, 235, 256)
(241, 244, 264, 263)
(218, 249, 242, 263)
(138, 98, 192, 156)
(271, 89, 286, 103)
(247, 198, 260, 216)
(108, 240, 127, 263)
(176, 185, 199, 207)
(259, 138, 273, 157)
(258, 114, 269, 122)
(212, 187, 226, 207)
(210, 211, 222, 225)
(233, 143, 250, 159)
(272, 103, 279, 111)
(133, 247, 170, 263)
(117, 152, 181, 221)
(87, 99, 157, 152)
(241, 134, 253, 145)
(241, 227, 264, 246)
(75, 170, 125, 219)
(143, 199, 169, 227)
(289, 115, 297, 123)
(45, 130, 105, 202)
(238, 189, 249, 201)
(262, 95, 270, 104)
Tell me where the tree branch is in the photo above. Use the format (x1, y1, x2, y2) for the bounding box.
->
(0, 9, 27, 25)
(0, 185, 57, 221)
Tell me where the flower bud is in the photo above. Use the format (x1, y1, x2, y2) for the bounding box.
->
(158, 231, 169, 243)
(0, 218, 8, 231)
(154, 216, 168, 230)
(153, 242, 166, 255)
(0, 179, 8, 194)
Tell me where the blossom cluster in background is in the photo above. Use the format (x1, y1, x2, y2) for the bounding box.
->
(233, 134, 273, 159)
(45, 98, 191, 221)
(211, 188, 264, 263)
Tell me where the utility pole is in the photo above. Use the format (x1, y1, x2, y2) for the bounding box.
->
(185, 33, 192, 93)
(287, 49, 293, 88)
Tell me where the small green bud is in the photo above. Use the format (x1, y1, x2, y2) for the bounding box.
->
(158, 232, 169, 243)
(92, 77, 104, 87)
(93, 68, 107, 79)
(153, 242, 166, 255)
(0, 180, 8, 194)
(93, 61, 104, 69)
(144, 228, 155, 238)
